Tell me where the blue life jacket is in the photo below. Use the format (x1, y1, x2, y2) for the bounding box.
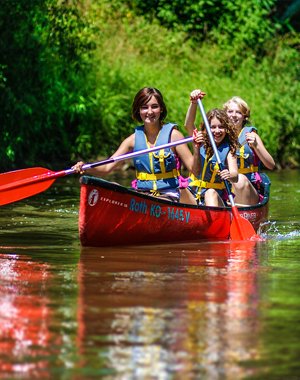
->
(189, 142, 231, 188)
(237, 126, 261, 181)
(190, 141, 231, 201)
(133, 123, 180, 191)
(199, 142, 230, 188)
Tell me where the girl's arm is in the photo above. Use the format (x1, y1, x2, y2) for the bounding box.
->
(219, 153, 239, 183)
(191, 129, 205, 177)
(185, 102, 198, 136)
(246, 132, 275, 170)
(191, 144, 201, 178)
(171, 129, 194, 173)
(184, 89, 206, 136)
(73, 134, 135, 176)
(171, 128, 204, 176)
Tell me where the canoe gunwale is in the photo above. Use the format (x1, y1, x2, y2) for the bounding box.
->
(79, 173, 270, 212)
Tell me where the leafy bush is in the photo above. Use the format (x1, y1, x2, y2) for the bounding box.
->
(0, 0, 94, 169)
(0, 0, 299, 170)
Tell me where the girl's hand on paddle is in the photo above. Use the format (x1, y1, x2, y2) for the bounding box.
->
(193, 129, 204, 147)
(219, 169, 231, 181)
(245, 132, 258, 148)
(190, 89, 206, 104)
(72, 161, 85, 174)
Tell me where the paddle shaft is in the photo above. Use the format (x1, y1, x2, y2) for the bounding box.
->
(0, 136, 193, 194)
(83, 136, 194, 170)
(196, 98, 260, 240)
(196, 99, 234, 205)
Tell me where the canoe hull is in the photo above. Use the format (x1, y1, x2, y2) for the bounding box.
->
(78, 175, 270, 247)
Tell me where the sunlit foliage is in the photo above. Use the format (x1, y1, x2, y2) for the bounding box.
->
(0, 0, 299, 170)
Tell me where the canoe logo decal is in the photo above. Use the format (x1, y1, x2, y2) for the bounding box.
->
(88, 189, 99, 206)
(240, 212, 257, 221)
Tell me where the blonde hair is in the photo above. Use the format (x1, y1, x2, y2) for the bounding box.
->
(223, 96, 251, 125)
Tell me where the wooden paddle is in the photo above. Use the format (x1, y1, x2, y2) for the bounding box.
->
(0, 136, 193, 206)
(196, 98, 262, 241)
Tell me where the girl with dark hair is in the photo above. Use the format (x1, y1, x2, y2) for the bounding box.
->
(73, 87, 198, 203)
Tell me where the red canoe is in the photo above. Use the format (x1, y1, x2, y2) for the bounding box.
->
(79, 174, 270, 247)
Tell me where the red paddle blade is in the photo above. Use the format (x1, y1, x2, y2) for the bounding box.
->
(0, 167, 57, 206)
(230, 206, 264, 241)
(0, 167, 53, 186)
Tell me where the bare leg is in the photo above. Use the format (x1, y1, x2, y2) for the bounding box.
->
(233, 174, 259, 205)
(204, 189, 224, 207)
(179, 188, 197, 205)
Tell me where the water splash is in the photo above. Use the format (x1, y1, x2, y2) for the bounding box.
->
(258, 220, 300, 241)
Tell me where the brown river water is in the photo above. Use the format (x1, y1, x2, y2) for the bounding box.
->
(0, 169, 299, 379)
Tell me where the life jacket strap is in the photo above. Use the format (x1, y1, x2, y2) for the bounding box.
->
(150, 190, 161, 197)
(198, 180, 225, 190)
(189, 173, 200, 187)
(189, 174, 225, 189)
(239, 165, 258, 174)
(136, 169, 180, 181)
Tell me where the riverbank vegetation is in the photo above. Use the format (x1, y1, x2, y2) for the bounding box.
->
(0, 0, 299, 171)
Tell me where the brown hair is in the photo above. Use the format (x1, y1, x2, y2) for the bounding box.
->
(131, 87, 167, 123)
(199, 108, 238, 157)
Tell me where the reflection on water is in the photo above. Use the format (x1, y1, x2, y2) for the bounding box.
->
(0, 254, 54, 376)
(0, 179, 80, 379)
(0, 249, 79, 379)
(0, 171, 299, 378)
(76, 241, 262, 379)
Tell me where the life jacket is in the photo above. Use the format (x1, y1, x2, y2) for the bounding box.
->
(133, 123, 180, 191)
(199, 142, 230, 188)
(189, 142, 230, 188)
(237, 126, 260, 176)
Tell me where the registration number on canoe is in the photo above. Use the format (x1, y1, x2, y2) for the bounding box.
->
(129, 198, 190, 223)
(167, 207, 190, 223)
